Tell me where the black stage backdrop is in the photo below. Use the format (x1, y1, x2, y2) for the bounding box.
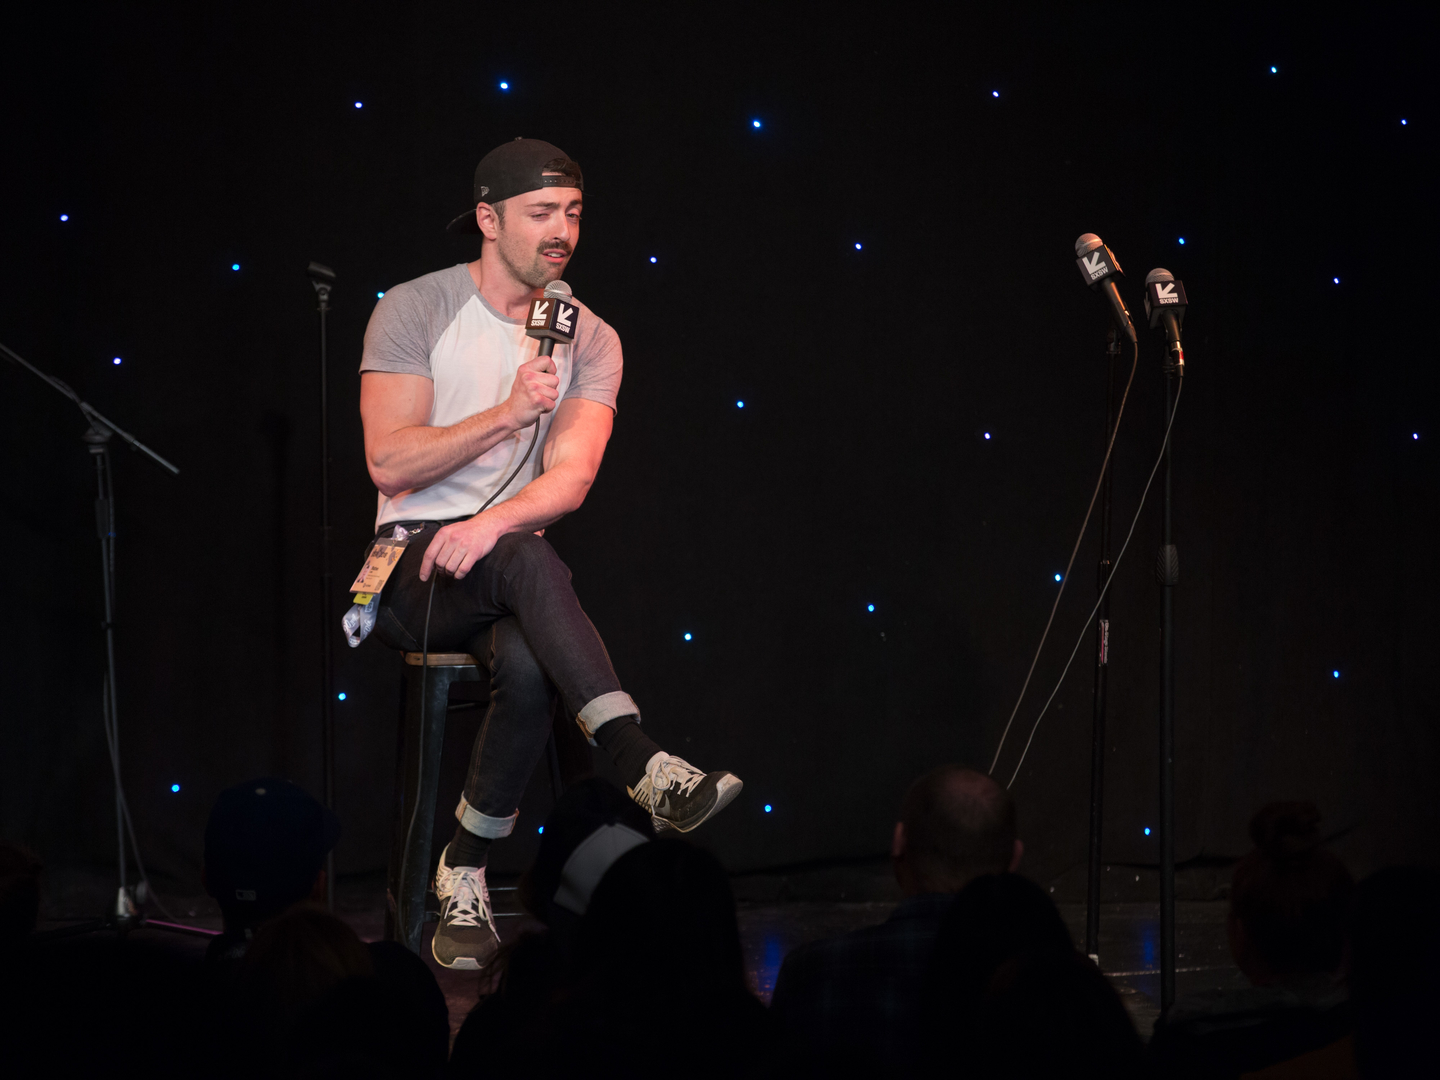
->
(2, 5, 1436, 890)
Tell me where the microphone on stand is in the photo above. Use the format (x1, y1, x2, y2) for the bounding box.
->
(525, 280, 579, 357)
(1143, 269, 1188, 375)
(1075, 234, 1137, 343)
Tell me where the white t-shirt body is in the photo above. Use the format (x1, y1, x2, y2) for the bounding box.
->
(359, 265, 623, 531)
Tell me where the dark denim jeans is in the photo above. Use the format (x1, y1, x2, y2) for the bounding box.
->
(373, 526, 634, 836)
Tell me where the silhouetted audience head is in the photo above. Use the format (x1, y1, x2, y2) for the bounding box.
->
(1147, 803, 1357, 1077)
(204, 777, 340, 936)
(923, 873, 1139, 1076)
(894, 765, 1019, 895)
(1229, 802, 1353, 984)
(240, 904, 375, 1026)
(2, 932, 208, 1074)
(974, 949, 1143, 1077)
(1349, 865, 1440, 1078)
(520, 839, 781, 1078)
(577, 838, 744, 995)
(924, 873, 1073, 1015)
(0, 842, 42, 948)
(233, 905, 446, 1079)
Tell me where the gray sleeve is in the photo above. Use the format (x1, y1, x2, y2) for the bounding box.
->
(562, 308, 623, 413)
(360, 281, 440, 378)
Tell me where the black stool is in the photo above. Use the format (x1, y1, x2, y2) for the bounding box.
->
(384, 650, 587, 954)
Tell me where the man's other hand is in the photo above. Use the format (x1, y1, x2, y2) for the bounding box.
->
(420, 515, 504, 582)
(505, 355, 559, 429)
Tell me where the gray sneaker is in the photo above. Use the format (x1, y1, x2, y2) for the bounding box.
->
(431, 844, 501, 971)
(628, 752, 743, 833)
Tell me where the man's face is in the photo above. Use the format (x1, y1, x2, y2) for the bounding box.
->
(483, 182, 582, 289)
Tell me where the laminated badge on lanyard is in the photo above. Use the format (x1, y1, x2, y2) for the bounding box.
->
(341, 524, 420, 646)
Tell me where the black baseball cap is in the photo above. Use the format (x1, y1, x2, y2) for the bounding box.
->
(203, 777, 341, 921)
(446, 137, 584, 234)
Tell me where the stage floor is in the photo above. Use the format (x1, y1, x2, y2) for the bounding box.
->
(36, 867, 1246, 1043)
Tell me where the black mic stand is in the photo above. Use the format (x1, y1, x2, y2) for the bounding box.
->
(2, 341, 211, 941)
(1084, 325, 1120, 964)
(1157, 350, 1181, 1012)
(308, 262, 338, 911)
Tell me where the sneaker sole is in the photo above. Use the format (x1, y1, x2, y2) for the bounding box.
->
(432, 933, 493, 970)
(434, 953, 482, 971)
(658, 774, 744, 834)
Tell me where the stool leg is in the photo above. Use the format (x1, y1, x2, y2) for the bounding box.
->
(546, 734, 564, 803)
(385, 677, 409, 944)
(391, 664, 453, 954)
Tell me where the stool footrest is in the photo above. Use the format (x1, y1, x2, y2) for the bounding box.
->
(402, 652, 479, 667)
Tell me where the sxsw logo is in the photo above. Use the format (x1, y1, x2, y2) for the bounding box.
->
(556, 304, 575, 334)
(528, 300, 550, 328)
(1144, 278, 1187, 328)
(1081, 251, 1110, 281)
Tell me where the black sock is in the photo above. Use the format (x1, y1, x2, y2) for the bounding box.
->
(594, 717, 665, 788)
(448, 824, 492, 869)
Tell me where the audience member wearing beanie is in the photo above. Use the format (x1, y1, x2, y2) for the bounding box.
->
(202, 776, 341, 963)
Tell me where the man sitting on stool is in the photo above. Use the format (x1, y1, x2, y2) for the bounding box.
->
(770, 765, 1022, 1068)
(358, 138, 742, 971)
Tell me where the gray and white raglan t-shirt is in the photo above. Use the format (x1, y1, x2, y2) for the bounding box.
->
(360, 264, 622, 531)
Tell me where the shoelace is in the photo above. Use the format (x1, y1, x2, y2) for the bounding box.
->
(633, 756, 706, 813)
(445, 870, 492, 929)
(435, 860, 458, 900)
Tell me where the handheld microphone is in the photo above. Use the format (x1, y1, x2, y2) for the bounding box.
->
(525, 280, 579, 357)
(1074, 234, 1137, 343)
(1143, 269, 1187, 375)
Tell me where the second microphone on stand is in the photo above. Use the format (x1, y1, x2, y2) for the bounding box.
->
(1144, 269, 1187, 375)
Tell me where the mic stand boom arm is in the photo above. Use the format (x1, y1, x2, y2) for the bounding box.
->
(0, 341, 180, 476)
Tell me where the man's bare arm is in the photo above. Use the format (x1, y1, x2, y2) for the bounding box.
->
(419, 398, 614, 580)
(360, 358, 560, 497)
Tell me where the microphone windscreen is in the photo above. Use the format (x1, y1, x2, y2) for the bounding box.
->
(1075, 233, 1104, 256)
(1146, 268, 1175, 285)
(543, 280, 573, 301)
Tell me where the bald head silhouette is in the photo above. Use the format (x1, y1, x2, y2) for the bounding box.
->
(892, 766, 1022, 895)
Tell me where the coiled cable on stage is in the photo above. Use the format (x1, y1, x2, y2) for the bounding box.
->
(988, 340, 1140, 776)
(1001, 376, 1186, 789)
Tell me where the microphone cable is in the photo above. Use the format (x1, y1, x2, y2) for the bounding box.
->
(988, 339, 1140, 775)
(1002, 375, 1185, 789)
(397, 416, 542, 919)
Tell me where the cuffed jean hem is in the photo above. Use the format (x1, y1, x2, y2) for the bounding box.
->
(577, 691, 640, 736)
(455, 796, 518, 839)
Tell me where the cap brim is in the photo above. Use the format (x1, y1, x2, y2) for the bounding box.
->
(446, 209, 481, 234)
